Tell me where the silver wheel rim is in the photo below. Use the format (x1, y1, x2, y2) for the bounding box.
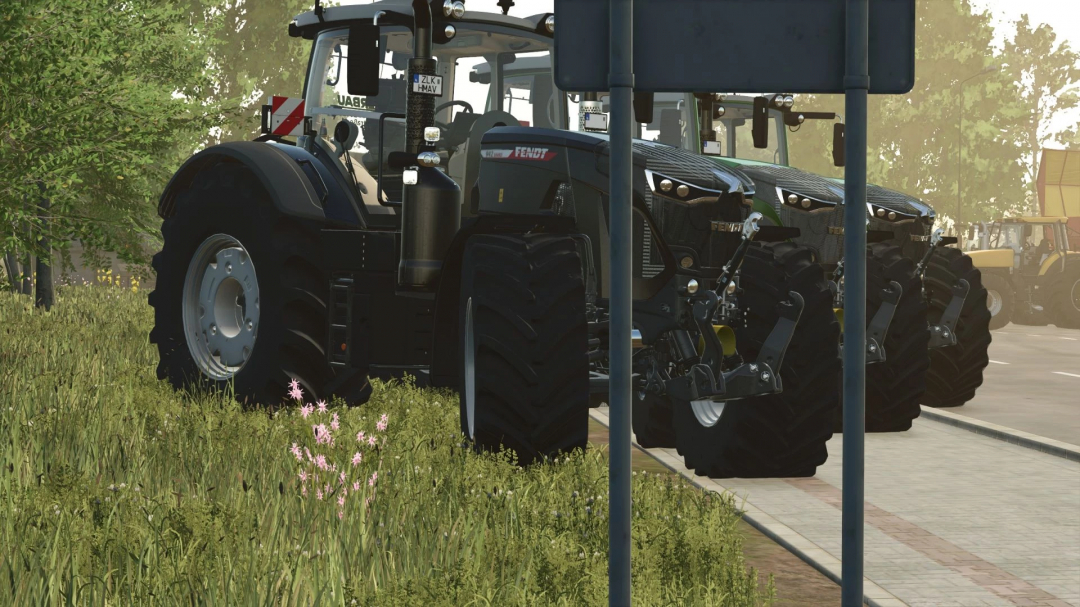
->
(690, 399, 726, 428)
(986, 289, 1003, 317)
(181, 234, 260, 381)
(464, 296, 476, 439)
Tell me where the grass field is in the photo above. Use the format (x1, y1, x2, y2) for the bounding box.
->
(0, 285, 775, 606)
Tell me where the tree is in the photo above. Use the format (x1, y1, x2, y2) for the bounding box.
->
(999, 15, 1080, 214)
(180, 0, 314, 145)
(786, 0, 1079, 229)
(0, 0, 223, 303)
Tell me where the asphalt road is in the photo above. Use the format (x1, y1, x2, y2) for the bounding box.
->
(950, 322, 1080, 445)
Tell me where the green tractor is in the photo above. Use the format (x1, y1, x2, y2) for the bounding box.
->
(148, 0, 841, 478)
(675, 92, 991, 417)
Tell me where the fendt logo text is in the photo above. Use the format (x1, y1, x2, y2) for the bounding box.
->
(481, 147, 557, 161)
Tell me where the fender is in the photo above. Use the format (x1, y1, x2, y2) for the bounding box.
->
(158, 141, 326, 222)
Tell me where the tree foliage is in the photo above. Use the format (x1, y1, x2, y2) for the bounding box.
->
(0, 0, 224, 268)
(786, 0, 1080, 227)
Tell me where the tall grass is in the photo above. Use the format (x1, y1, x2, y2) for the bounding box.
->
(0, 286, 773, 605)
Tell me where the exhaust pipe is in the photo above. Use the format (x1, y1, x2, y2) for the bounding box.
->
(397, 0, 462, 291)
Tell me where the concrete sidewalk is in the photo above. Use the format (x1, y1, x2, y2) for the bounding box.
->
(591, 406, 1080, 607)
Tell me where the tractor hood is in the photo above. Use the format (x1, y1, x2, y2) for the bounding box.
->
(712, 157, 845, 205)
(481, 127, 756, 197)
(825, 177, 934, 222)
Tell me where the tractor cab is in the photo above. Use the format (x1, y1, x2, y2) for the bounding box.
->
(291, 3, 561, 225)
(983, 217, 1072, 276)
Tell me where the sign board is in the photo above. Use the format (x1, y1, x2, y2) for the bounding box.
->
(268, 96, 306, 137)
(553, 0, 915, 94)
(411, 74, 443, 96)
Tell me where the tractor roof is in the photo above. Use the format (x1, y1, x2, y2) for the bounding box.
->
(290, 1, 551, 40)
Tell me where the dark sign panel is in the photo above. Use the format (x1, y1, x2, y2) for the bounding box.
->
(553, 0, 915, 94)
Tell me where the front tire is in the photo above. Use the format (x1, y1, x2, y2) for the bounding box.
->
(1049, 266, 1080, 329)
(673, 242, 840, 478)
(859, 243, 930, 432)
(922, 248, 992, 408)
(458, 233, 589, 467)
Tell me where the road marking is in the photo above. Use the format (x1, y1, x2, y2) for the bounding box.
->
(1060, 337, 1078, 341)
(988, 360, 1010, 365)
(1052, 372, 1080, 378)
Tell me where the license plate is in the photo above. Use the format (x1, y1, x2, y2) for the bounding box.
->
(411, 74, 443, 96)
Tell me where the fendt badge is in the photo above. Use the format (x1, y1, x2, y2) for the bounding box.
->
(481, 147, 557, 161)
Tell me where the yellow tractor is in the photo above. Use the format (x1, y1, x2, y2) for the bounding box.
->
(966, 217, 1079, 329)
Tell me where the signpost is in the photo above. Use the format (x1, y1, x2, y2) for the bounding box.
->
(554, 1, 914, 604)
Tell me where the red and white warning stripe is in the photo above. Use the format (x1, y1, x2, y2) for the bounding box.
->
(269, 96, 306, 137)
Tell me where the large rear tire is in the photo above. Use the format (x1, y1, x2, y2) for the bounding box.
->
(673, 242, 840, 478)
(922, 248, 992, 408)
(856, 243, 929, 432)
(149, 162, 369, 409)
(458, 233, 589, 467)
(1048, 266, 1080, 329)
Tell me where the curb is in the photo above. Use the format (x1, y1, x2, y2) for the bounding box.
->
(588, 407, 908, 607)
(919, 406, 1080, 462)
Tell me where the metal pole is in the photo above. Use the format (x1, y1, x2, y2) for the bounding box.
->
(608, 0, 633, 605)
(842, 0, 868, 604)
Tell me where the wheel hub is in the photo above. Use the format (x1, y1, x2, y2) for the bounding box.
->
(690, 399, 727, 428)
(182, 234, 260, 380)
(986, 289, 1003, 317)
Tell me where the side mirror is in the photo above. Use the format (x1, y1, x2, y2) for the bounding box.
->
(752, 96, 768, 149)
(347, 23, 381, 96)
(333, 119, 359, 155)
(832, 122, 846, 167)
(633, 91, 654, 125)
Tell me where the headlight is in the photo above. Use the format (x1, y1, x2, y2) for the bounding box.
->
(776, 187, 837, 213)
(867, 203, 918, 224)
(646, 169, 733, 205)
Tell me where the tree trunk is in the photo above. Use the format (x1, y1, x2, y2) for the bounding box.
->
(20, 253, 33, 296)
(3, 253, 20, 293)
(35, 189, 53, 310)
(34, 198, 53, 308)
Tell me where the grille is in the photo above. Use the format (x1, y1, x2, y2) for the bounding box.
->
(641, 193, 665, 278)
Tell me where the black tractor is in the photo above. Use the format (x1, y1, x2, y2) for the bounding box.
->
(149, 0, 840, 478)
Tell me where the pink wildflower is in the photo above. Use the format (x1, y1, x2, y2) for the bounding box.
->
(368, 471, 378, 487)
(304, 447, 313, 462)
(330, 413, 340, 431)
(317, 400, 328, 414)
(290, 443, 303, 461)
(288, 379, 303, 401)
(368, 435, 377, 447)
(356, 431, 366, 443)
(352, 452, 363, 466)
(289, 378, 299, 392)
(338, 495, 346, 508)
(299, 469, 308, 482)
(300, 404, 313, 418)
(315, 454, 328, 470)
(338, 510, 344, 520)
(301, 485, 308, 496)
(376, 420, 387, 432)
(380, 413, 388, 423)
(353, 480, 361, 492)
(339, 470, 347, 485)
(316, 488, 323, 500)
(324, 482, 332, 495)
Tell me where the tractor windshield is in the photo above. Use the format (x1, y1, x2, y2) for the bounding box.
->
(704, 102, 787, 165)
(303, 24, 564, 205)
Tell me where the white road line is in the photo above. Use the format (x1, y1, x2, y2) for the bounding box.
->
(988, 360, 1010, 365)
(1060, 337, 1078, 341)
(1052, 372, 1080, 379)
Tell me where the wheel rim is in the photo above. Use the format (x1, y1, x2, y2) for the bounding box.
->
(690, 399, 726, 428)
(182, 234, 260, 381)
(464, 297, 476, 439)
(986, 289, 1003, 317)
(1071, 279, 1080, 312)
